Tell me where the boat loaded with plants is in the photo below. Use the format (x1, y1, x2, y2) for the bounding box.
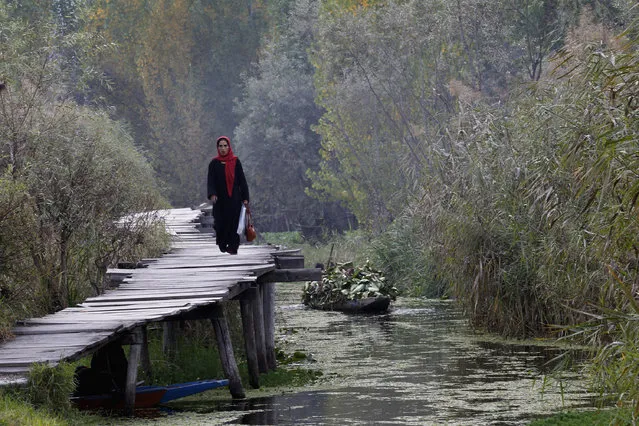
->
(302, 261, 398, 313)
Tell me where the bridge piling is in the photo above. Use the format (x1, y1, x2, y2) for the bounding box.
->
(124, 327, 143, 416)
(239, 293, 260, 389)
(162, 321, 178, 359)
(140, 326, 152, 383)
(210, 304, 245, 399)
(252, 286, 268, 373)
(262, 282, 277, 370)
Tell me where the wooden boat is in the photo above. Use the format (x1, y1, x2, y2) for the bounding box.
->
(308, 296, 391, 313)
(71, 378, 229, 410)
(160, 379, 229, 403)
(71, 386, 166, 410)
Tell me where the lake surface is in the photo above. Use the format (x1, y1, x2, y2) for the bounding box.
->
(121, 283, 595, 425)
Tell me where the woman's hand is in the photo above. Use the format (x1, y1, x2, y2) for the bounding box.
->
(210, 195, 217, 204)
(243, 200, 249, 207)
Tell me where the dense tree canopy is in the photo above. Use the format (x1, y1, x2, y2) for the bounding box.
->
(234, 0, 353, 233)
(0, 1, 167, 334)
(86, 0, 273, 206)
(1, 0, 638, 366)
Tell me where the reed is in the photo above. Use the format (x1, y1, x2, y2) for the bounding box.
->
(25, 362, 76, 412)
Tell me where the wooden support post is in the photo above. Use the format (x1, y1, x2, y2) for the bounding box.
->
(162, 321, 177, 359)
(239, 291, 260, 389)
(124, 328, 143, 416)
(252, 284, 268, 373)
(258, 268, 322, 283)
(140, 325, 152, 383)
(210, 304, 245, 399)
(263, 282, 277, 370)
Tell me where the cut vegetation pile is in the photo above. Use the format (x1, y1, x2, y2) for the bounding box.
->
(302, 261, 398, 309)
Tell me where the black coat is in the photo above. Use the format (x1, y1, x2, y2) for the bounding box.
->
(207, 159, 249, 251)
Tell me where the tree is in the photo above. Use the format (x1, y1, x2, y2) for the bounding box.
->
(86, 0, 272, 206)
(234, 0, 351, 233)
(0, 2, 166, 317)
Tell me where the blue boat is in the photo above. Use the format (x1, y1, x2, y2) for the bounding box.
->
(159, 379, 229, 403)
(72, 379, 229, 410)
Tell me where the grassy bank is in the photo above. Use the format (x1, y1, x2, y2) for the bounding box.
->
(529, 408, 634, 425)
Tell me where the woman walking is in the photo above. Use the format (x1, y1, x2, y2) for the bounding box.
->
(207, 136, 249, 254)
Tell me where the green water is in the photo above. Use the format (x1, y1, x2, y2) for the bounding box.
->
(114, 283, 595, 425)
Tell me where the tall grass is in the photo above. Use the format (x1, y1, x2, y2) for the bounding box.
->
(25, 363, 76, 412)
(0, 391, 68, 426)
(368, 212, 447, 297)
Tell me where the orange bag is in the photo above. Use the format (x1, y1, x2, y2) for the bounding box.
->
(245, 207, 256, 242)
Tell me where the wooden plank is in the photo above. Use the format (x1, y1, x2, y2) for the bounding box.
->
(0, 367, 31, 374)
(28, 312, 188, 323)
(78, 298, 222, 309)
(0, 359, 60, 368)
(116, 282, 240, 290)
(0, 332, 112, 346)
(147, 261, 272, 270)
(84, 290, 229, 303)
(86, 287, 231, 297)
(121, 274, 254, 282)
(157, 252, 276, 259)
(12, 322, 124, 335)
(108, 264, 275, 275)
(72, 303, 203, 313)
(62, 304, 207, 314)
(21, 316, 151, 325)
(116, 284, 240, 291)
(111, 287, 234, 295)
(274, 255, 304, 269)
(257, 268, 322, 283)
(0, 346, 87, 356)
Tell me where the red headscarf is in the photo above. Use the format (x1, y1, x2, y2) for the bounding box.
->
(214, 136, 237, 197)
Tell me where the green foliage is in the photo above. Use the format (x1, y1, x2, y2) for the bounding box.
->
(26, 363, 75, 413)
(528, 409, 620, 426)
(234, 0, 351, 233)
(0, 168, 34, 337)
(258, 366, 323, 388)
(369, 212, 447, 297)
(147, 331, 226, 386)
(0, 391, 68, 426)
(302, 260, 397, 307)
(308, 0, 517, 229)
(0, 4, 168, 330)
(86, 0, 274, 207)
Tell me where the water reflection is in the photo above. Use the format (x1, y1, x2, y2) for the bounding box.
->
(155, 288, 594, 425)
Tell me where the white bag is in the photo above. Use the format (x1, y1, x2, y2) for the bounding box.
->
(237, 205, 246, 235)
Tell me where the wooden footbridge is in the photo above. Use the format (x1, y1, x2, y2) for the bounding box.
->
(0, 207, 320, 413)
